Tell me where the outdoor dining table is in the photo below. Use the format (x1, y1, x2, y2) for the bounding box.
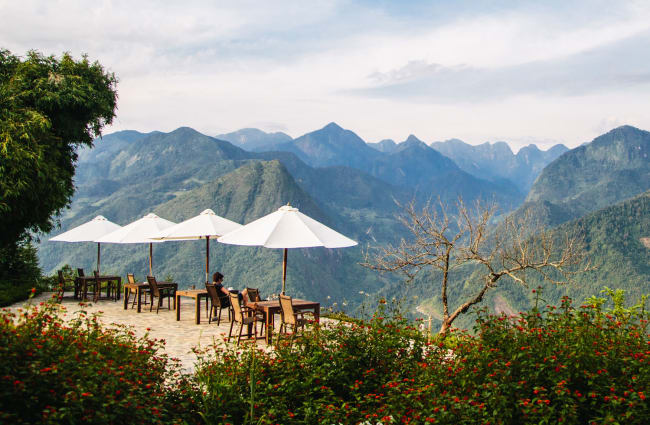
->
(75, 275, 122, 301)
(123, 280, 178, 313)
(252, 299, 320, 344)
(175, 289, 210, 324)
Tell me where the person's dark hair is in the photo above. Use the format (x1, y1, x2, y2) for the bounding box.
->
(212, 272, 224, 283)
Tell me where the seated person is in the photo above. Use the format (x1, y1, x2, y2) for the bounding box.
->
(212, 272, 247, 304)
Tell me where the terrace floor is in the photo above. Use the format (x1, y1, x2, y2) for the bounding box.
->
(8, 292, 280, 373)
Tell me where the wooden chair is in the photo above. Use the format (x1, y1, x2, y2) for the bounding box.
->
(146, 276, 175, 314)
(127, 273, 149, 309)
(78, 268, 96, 301)
(57, 270, 78, 298)
(206, 284, 231, 325)
(278, 294, 309, 345)
(93, 270, 119, 302)
(228, 292, 257, 344)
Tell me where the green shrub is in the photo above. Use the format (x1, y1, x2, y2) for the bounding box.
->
(194, 289, 649, 424)
(0, 296, 199, 424)
(0, 239, 45, 306)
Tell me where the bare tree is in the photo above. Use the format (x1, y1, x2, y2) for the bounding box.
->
(362, 199, 588, 335)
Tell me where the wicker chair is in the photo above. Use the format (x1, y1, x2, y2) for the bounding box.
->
(278, 294, 309, 345)
(206, 284, 231, 325)
(228, 292, 257, 344)
(245, 287, 266, 334)
(246, 288, 264, 303)
(146, 276, 175, 313)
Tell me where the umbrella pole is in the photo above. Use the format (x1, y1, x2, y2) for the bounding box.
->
(97, 242, 101, 275)
(282, 248, 287, 295)
(205, 236, 210, 284)
(149, 243, 153, 276)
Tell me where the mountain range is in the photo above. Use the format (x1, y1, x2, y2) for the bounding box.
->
(429, 139, 568, 192)
(40, 123, 649, 319)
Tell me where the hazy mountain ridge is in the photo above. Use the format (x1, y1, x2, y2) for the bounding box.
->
(265, 124, 524, 209)
(215, 128, 292, 151)
(429, 138, 568, 191)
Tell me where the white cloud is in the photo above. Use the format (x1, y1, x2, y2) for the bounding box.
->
(2, 0, 650, 147)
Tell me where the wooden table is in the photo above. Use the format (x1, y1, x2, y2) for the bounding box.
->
(176, 289, 210, 324)
(123, 281, 177, 313)
(75, 275, 122, 301)
(252, 299, 320, 344)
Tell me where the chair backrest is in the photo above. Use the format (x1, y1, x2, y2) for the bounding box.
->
(205, 284, 223, 307)
(127, 273, 136, 285)
(146, 276, 160, 297)
(77, 268, 85, 277)
(229, 292, 242, 322)
(279, 294, 296, 326)
(246, 287, 261, 302)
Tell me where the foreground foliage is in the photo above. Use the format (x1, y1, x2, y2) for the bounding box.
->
(194, 290, 649, 424)
(1, 289, 647, 424)
(0, 295, 198, 424)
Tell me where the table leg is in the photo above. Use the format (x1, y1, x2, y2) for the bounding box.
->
(314, 306, 320, 323)
(116, 278, 121, 300)
(195, 297, 200, 325)
(123, 287, 129, 310)
(176, 295, 181, 321)
(266, 310, 272, 345)
(137, 288, 142, 313)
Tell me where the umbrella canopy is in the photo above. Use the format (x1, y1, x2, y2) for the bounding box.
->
(96, 213, 176, 275)
(218, 205, 357, 294)
(49, 215, 122, 274)
(152, 209, 242, 283)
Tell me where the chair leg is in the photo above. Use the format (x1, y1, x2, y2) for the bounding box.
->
(150, 295, 155, 312)
(228, 320, 235, 341)
(237, 323, 244, 345)
(216, 306, 221, 326)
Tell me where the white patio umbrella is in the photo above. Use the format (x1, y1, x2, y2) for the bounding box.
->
(152, 209, 242, 283)
(218, 204, 357, 294)
(95, 213, 176, 276)
(49, 215, 122, 274)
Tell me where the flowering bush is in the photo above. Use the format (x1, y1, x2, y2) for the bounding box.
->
(0, 296, 199, 424)
(194, 289, 649, 424)
(1, 289, 647, 424)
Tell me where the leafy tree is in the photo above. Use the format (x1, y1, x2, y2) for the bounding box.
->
(363, 199, 588, 335)
(0, 49, 117, 248)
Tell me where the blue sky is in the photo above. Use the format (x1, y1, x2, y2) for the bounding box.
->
(2, 0, 650, 149)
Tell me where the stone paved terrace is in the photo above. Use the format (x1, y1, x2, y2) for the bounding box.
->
(7, 292, 284, 373)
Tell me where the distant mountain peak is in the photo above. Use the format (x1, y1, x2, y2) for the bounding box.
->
(216, 127, 292, 152)
(170, 126, 202, 137)
(323, 122, 344, 132)
(404, 134, 425, 145)
(396, 135, 429, 152)
(368, 139, 397, 153)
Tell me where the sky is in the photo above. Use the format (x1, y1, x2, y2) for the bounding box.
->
(2, 0, 650, 150)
